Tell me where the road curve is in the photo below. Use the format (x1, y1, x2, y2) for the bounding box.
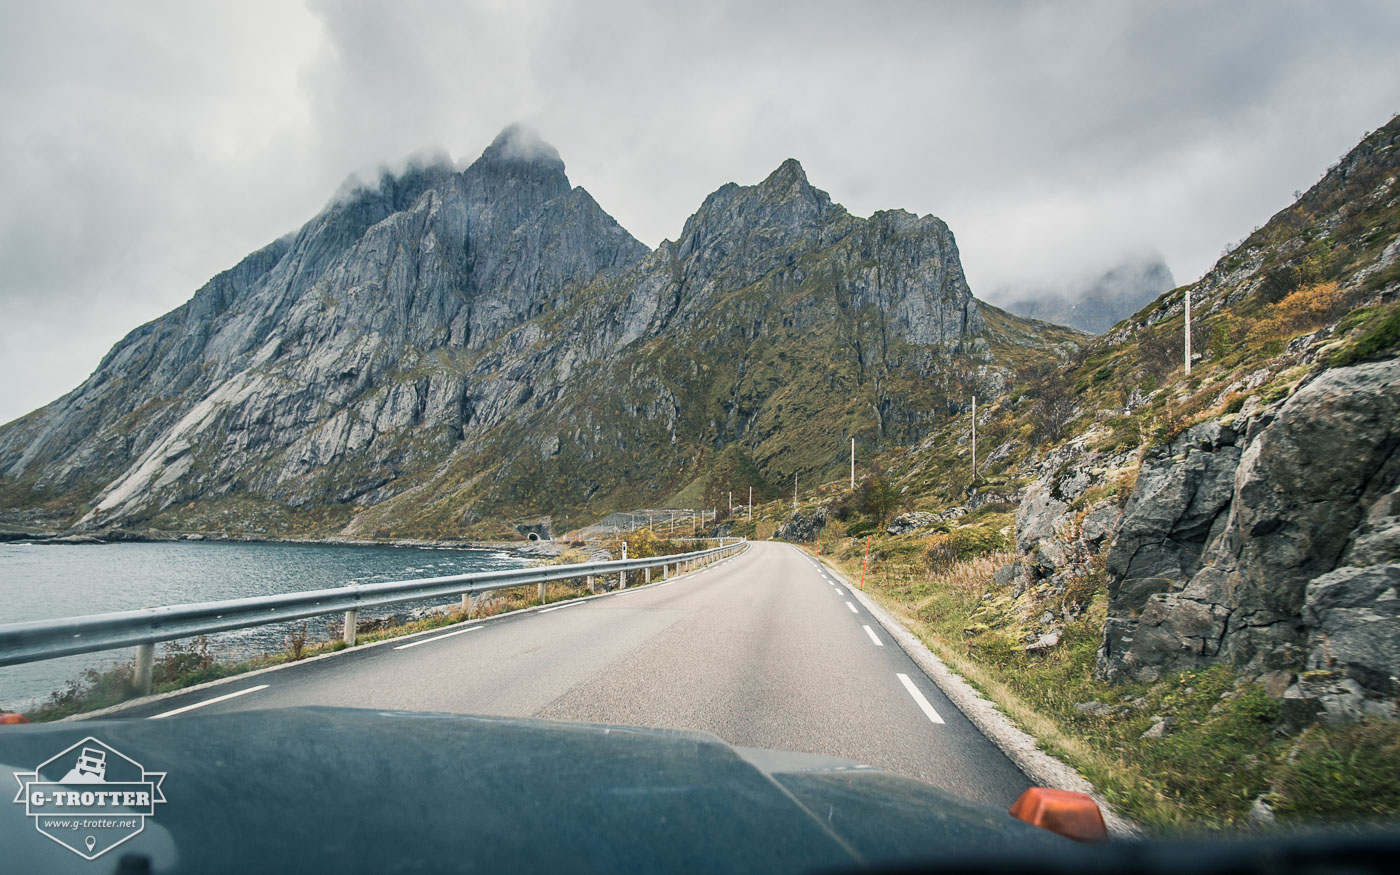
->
(105, 541, 1031, 807)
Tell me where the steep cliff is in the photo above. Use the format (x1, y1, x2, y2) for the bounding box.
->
(995, 114, 1400, 717)
(0, 126, 1077, 536)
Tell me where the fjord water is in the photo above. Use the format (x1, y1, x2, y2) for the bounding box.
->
(0, 540, 528, 711)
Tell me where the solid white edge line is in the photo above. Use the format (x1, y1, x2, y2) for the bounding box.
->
(149, 684, 270, 720)
(862, 624, 883, 646)
(896, 673, 945, 725)
(845, 601, 858, 613)
(802, 544, 1137, 838)
(394, 625, 485, 648)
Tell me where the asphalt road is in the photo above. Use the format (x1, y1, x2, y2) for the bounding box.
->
(103, 541, 1031, 807)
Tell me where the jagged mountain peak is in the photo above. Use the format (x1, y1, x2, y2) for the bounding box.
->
(462, 123, 570, 209)
(474, 123, 565, 172)
(759, 156, 808, 189)
(996, 253, 1177, 334)
(676, 158, 840, 264)
(327, 149, 458, 213)
(0, 122, 1073, 536)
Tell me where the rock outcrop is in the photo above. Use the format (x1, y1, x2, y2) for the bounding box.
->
(776, 507, 827, 543)
(1097, 359, 1400, 717)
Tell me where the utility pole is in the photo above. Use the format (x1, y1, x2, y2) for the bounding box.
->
(728, 491, 732, 515)
(748, 486, 752, 521)
(793, 473, 798, 512)
(971, 395, 977, 482)
(1184, 285, 1193, 375)
(850, 437, 855, 491)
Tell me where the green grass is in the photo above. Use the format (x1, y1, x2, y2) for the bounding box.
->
(814, 536, 1400, 832)
(1272, 719, 1400, 824)
(1330, 303, 1400, 367)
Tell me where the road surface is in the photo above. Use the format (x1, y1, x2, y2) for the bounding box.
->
(103, 540, 1031, 807)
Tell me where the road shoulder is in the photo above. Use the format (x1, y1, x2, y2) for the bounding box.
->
(814, 552, 1139, 839)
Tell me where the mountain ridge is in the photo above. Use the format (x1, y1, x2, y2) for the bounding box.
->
(0, 127, 1080, 537)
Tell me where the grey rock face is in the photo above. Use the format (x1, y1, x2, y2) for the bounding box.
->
(1015, 483, 1069, 554)
(1303, 563, 1400, 698)
(1140, 715, 1176, 739)
(886, 511, 939, 535)
(776, 506, 827, 543)
(1102, 422, 1242, 651)
(0, 131, 648, 525)
(0, 127, 1044, 537)
(1098, 359, 1400, 698)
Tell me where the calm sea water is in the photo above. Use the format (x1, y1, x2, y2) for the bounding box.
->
(0, 540, 528, 711)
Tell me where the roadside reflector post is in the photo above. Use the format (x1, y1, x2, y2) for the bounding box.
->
(344, 610, 358, 646)
(859, 535, 872, 589)
(1009, 787, 1107, 843)
(134, 642, 154, 696)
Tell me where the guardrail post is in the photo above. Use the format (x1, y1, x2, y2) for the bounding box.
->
(344, 610, 357, 646)
(645, 567, 651, 584)
(587, 575, 595, 594)
(539, 582, 547, 605)
(619, 569, 627, 590)
(134, 643, 154, 696)
(462, 592, 473, 617)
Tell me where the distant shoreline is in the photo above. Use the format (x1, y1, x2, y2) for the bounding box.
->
(0, 526, 565, 556)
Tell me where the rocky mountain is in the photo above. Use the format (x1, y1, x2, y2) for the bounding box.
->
(756, 114, 1400, 822)
(0, 126, 1080, 538)
(997, 114, 1400, 714)
(996, 255, 1176, 334)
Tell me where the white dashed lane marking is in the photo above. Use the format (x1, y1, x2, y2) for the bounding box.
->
(149, 684, 270, 720)
(897, 673, 946, 725)
(395, 625, 485, 648)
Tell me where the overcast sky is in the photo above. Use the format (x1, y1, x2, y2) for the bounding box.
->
(3, 1, 1399, 425)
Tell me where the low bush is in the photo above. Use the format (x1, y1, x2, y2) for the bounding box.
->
(923, 524, 1011, 571)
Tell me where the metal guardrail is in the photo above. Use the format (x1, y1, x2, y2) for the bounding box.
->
(0, 538, 748, 695)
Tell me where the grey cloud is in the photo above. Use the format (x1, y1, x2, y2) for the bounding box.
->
(2, 0, 1400, 425)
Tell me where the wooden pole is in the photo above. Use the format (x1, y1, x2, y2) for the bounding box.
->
(971, 395, 977, 482)
(1185, 285, 1193, 375)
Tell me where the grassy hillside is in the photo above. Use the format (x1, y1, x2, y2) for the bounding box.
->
(764, 115, 1400, 830)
